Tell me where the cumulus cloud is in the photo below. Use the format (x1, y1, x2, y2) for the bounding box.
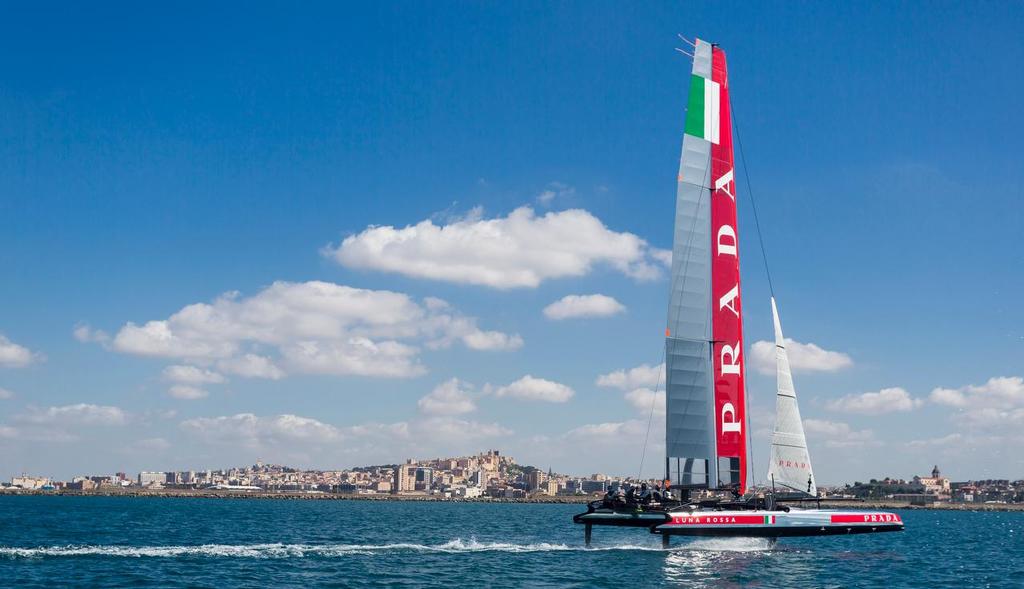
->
(565, 419, 647, 440)
(280, 338, 425, 378)
(803, 419, 877, 448)
(929, 376, 1024, 427)
(536, 182, 575, 206)
(106, 281, 518, 379)
(326, 206, 669, 289)
(136, 437, 171, 451)
(460, 330, 524, 351)
(0, 334, 41, 368)
(17, 403, 127, 426)
(217, 354, 286, 380)
(0, 388, 13, 400)
(180, 413, 511, 457)
(596, 363, 664, 390)
(168, 385, 209, 400)
(750, 338, 852, 375)
(181, 413, 342, 448)
(908, 433, 964, 448)
(163, 365, 226, 384)
(624, 388, 665, 417)
(414, 416, 512, 440)
(73, 324, 110, 344)
(826, 387, 923, 415)
(493, 375, 574, 403)
(418, 379, 477, 415)
(543, 294, 626, 320)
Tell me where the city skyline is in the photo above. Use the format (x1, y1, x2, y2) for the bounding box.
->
(2, 4, 1023, 483)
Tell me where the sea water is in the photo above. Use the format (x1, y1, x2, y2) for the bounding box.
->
(1, 496, 1020, 588)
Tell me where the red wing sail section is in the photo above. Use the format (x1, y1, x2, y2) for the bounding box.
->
(709, 46, 747, 494)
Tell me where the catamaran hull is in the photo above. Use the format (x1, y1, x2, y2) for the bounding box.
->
(573, 509, 670, 528)
(652, 509, 904, 538)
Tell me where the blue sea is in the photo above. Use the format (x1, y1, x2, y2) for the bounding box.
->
(1, 496, 1021, 588)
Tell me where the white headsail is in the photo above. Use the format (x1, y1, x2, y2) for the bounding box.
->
(766, 297, 816, 496)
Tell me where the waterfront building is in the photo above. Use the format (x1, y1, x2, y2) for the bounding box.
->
(526, 469, 546, 491)
(11, 475, 51, 490)
(393, 464, 416, 494)
(138, 471, 167, 487)
(914, 465, 951, 499)
(415, 467, 434, 491)
(544, 479, 560, 496)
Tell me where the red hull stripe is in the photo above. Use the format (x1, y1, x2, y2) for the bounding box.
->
(670, 515, 768, 525)
(829, 513, 903, 524)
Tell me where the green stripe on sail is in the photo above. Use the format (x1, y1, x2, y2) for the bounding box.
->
(685, 74, 705, 138)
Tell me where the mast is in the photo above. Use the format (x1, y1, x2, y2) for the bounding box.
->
(666, 39, 747, 494)
(766, 297, 816, 496)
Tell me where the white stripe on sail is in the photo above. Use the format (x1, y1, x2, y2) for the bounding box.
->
(704, 79, 720, 145)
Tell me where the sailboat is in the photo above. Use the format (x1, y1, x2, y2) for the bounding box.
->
(573, 38, 904, 544)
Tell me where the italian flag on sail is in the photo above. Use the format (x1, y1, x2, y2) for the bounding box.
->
(685, 74, 721, 144)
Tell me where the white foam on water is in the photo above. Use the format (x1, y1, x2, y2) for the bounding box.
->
(0, 538, 670, 559)
(680, 537, 775, 552)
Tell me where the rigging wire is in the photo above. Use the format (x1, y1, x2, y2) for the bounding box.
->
(731, 88, 779, 491)
(730, 92, 775, 299)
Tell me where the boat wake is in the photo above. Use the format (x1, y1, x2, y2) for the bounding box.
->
(0, 538, 671, 559)
(682, 537, 775, 552)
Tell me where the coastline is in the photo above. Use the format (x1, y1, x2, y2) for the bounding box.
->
(2, 489, 1022, 511)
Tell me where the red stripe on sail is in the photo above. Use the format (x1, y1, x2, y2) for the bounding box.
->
(830, 513, 903, 524)
(709, 45, 747, 494)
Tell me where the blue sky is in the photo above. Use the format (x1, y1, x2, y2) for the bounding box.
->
(1, 2, 1022, 484)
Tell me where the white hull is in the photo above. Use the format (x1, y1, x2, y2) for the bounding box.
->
(654, 508, 904, 537)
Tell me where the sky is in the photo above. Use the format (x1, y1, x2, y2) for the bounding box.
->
(1, 2, 1022, 484)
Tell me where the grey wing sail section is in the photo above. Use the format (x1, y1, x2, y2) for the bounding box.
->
(665, 131, 715, 488)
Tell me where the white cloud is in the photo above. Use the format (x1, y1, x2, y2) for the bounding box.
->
(180, 413, 511, 457)
(17, 404, 127, 426)
(929, 387, 967, 408)
(596, 363, 664, 390)
(564, 419, 653, 442)
(803, 419, 877, 448)
(414, 416, 512, 440)
(461, 330, 524, 351)
(73, 324, 110, 344)
(107, 281, 517, 379)
(750, 338, 852, 375)
(217, 354, 286, 380)
(543, 294, 626, 320)
(826, 387, 923, 415)
(929, 376, 1024, 427)
(0, 388, 13, 400)
(418, 379, 476, 415)
(168, 385, 209, 400)
(326, 206, 668, 289)
(908, 433, 964, 448)
(181, 413, 342, 448)
(536, 181, 575, 206)
(624, 388, 665, 417)
(280, 339, 425, 378)
(0, 334, 41, 368)
(493, 375, 574, 403)
(163, 365, 226, 384)
(136, 437, 171, 451)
